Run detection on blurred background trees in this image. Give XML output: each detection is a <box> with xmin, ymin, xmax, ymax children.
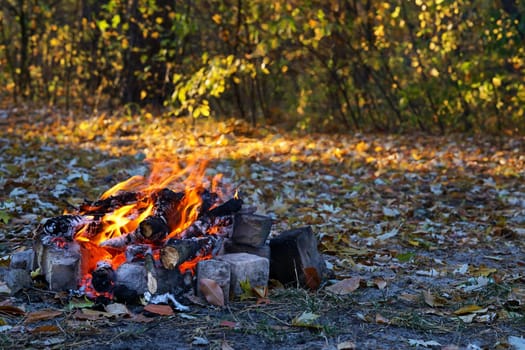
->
<box><xmin>1</xmin><ymin>0</ymin><xmax>524</xmax><ymax>134</ymax></box>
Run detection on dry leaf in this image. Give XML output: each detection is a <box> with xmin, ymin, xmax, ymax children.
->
<box><xmin>337</xmin><ymin>340</ymin><xmax>356</xmax><ymax>350</ymax></box>
<box><xmin>253</xmin><ymin>285</ymin><xmax>268</xmax><ymax>299</ymax></box>
<box><xmin>326</xmin><ymin>277</ymin><xmax>361</xmax><ymax>295</ymax></box>
<box><xmin>373</xmin><ymin>277</ymin><xmax>387</xmax><ymax>290</ymax></box>
<box><xmin>375</xmin><ymin>313</ymin><xmax>390</xmax><ymax>324</ymax></box>
<box><xmin>73</xmin><ymin>309</ymin><xmax>115</xmax><ymax>320</ymax></box>
<box><xmin>30</xmin><ymin>324</ymin><xmax>61</xmax><ymax>334</ymax></box>
<box><xmin>453</xmin><ymin>304</ymin><xmax>485</xmax><ymax>315</ymax></box>
<box><xmin>303</xmin><ymin>267</ymin><xmax>321</xmax><ymax>290</ymax></box>
<box><xmin>423</xmin><ymin>290</ymin><xmax>447</xmax><ymax>307</ymax></box>
<box><xmin>104</xmin><ymin>303</ymin><xmax>131</xmax><ymax>317</ymax></box>
<box><xmin>0</xmin><ymin>305</ymin><xmax>25</xmax><ymax>316</ymax></box>
<box><xmin>24</xmin><ymin>309</ymin><xmax>62</xmax><ymax>324</ymax></box>
<box><xmin>143</xmin><ymin>304</ymin><xmax>174</xmax><ymax>316</ymax></box>
<box><xmin>199</xmin><ymin>278</ymin><xmax>225</xmax><ymax>307</ymax></box>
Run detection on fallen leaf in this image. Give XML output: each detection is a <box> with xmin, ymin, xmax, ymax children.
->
<box><xmin>453</xmin><ymin>304</ymin><xmax>485</xmax><ymax>315</ymax></box>
<box><xmin>326</xmin><ymin>277</ymin><xmax>361</xmax><ymax>295</ymax></box>
<box><xmin>72</xmin><ymin>309</ymin><xmax>115</xmax><ymax>320</ymax></box>
<box><xmin>375</xmin><ymin>313</ymin><xmax>390</xmax><ymax>324</ymax></box>
<box><xmin>292</xmin><ymin>311</ymin><xmax>322</xmax><ymax>329</ymax></box>
<box><xmin>423</xmin><ymin>290</ymin><xmax>445</xmax><ymax>307</ymax></box>
<box><xmin>220</xmin><ymin>320</ymin><xmax>240</xmax><ymax>329</ymax></box>
<box><xmin>408</xmin><ymin>339</ymin><xmax>441</xmax><ymax>347</ymax></box>
<box><xmin>253</xmin><ymin>285</ymin><xmax>268</xmax><ymax>299</ymax></box>
<box><xmin>337</xmin><ymin>340</ymin><xmax>356</xmax><ymax>350</ymax></box>
<box><xmin>199</xmin><ymin>278</ymin><xmax>225</xmax><ymax>307</ymax></box>
<box><xmin>373</xmin><ymin>277</ymin><xmax>387</xmax><ymax>290</ymax></box>
<box><xmin>221</xmin><ymin>340</ymin><xmax>235</xmax><ymax>350</ymax></box>
<box><xmin>30</xmin><ymin>324</ymin><xmax>61</xmax><ymax>334</ymax></box>
<box><xmin>104</xmin><ymin>303</ymin><xmax>131</xmax><ymax>317</ymax></box>
<box><xmin>303</xmin><ymin>267</ymin><xmax>321</xmax><ymax>290</ymax></box>
<box><xmin>143</xmin><ymin>304</ymin><xmax>174</xmax><ymax>316</ymax></box>
<box><xmin>0</xmin><ymin>305</ymin><xmax>25</xmax><ymax>316</ymax></box>
<box><xmin>24</xmin><ymin>309</ymin><xmax>62</xmax><ymax>324</ymax></box>
<box><xmin>192</xmin><ymin>336</ymin><xmax>209</xmax><ymax>345</ymax></box>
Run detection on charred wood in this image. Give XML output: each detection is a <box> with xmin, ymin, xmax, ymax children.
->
<box><xmin>232</xmin><ymin>213</ymin><xmax>273</xmax><ymax>247</ymax></box>
<box><xmin>91</xmin><ymin>261</ymin><xmax>115</xmax><ymax>293</ymax></box>
<box><xmin>160</xmin><ymin>237</ymin><xmax>213</xmax><ymax>270</ymax></box>
<box><xmin>79</xmin><ymin>191</ymin><xmax>139</xmax><ymax>215</ymax></box>
<box><xmin>208</xmin><ymin>197</ymin><xmax>243</xmax><ymax>217</ymax></box>
<box><xmin>41</xmin><ymin>215</ymin><xmax>89</xmax><ymax>240</ymax></box>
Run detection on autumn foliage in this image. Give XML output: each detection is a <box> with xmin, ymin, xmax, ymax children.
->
<box><xmin>0</xmin><ymin>0</ymin><xmax>524</xmax><ymax>133</ymax></box>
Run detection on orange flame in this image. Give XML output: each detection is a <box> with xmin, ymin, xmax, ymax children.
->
<box><xmin>74</xmin><ymin>157</ymin><xmax>223</xmax><ymax>286</ymax></box>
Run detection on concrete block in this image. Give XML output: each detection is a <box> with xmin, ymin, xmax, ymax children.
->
<box><xmin>196</xmin><ymin>259</ymin><xmax>231</xmax><ymax>304</ymax></box>
<box><xmin>218</xmin><ymin>253</ymin><xmax>269</xmax><ymax>296</ymax></box>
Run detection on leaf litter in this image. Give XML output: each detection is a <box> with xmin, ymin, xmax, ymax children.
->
<box><xmin>0</xmin><ymin>108</ymin><xmax>524</xmax><ymax>349</ymax></box>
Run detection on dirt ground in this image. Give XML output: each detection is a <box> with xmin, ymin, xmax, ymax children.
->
<box><xmin>0</xmin><ymin>109</ymin><xmax>524</xmax><ymax>349</ymax></box>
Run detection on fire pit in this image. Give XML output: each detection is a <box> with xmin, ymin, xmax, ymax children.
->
<box><xmin>5</xmin><ymin>159</ymin><xmax>326</xmax><ymax>307</ymax></box>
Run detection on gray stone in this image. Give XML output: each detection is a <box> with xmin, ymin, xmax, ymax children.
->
<box><xmin>5</xmin><ymin>269</ymin><xmax>32</xmax><ymax>294</ymax></box>
<box><xmin>217</xmin><ymin>253</ymin><xmax>269</xmax><ymax>296</ymax></box>
<box><xmin>10</xmin><ymin>249</ymin><xmax>34</xmax><ymax>271</ymax></box>
<box><xmin>196</xmin><ymin>259</ymin><xmax>231</xmax><ymax>303</ymax></box>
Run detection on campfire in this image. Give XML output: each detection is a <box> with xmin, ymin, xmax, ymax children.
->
<box><xmin>7</xmin><ymin>158</ymin><xmax>326</xmax><ymax>307</ymax></box>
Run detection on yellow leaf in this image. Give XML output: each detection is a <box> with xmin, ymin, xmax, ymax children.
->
<box><xmin>140</xmin><ymin>90</ymin><xmax>147</xmax><ymax>100</ymax></box>
<box><xmin>199</xmin><ymin>278</ymin><xmax>225</xmax><ymax>307</ymax></box>
<box><xmin>453</xmin><ymin>304</ymin><xmax>484</xmax><ymax>315</ymax></box>
<box><xmin>355</xmin><ymin>141</ymin><xmax>369</xmax><ymax>153</ymax></box>
<box><xmin>212</xmin><ymin>14</ymin><xmax>222</xmax><ymax>24</ymax></box>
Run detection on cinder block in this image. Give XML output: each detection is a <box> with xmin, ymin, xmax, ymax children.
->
<box><xmin>217</xmin><ymin>253</ymin><xmax>269</xmax><ymax>297</ymax></box>
<box><xmin>196</xmin><ymin>259</ymin><xmax>231</xmax><ymax>304</ymax></box>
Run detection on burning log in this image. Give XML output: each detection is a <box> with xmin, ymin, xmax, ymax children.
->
<box><xmin>79</xmin><ymin>191</ymin><xmax>139</xmax><ymax>215</ymax></box>
<box><xmin>160</xmin><ymin>237</ymin><xmax>216</xmax><ymax>270</ymax></box>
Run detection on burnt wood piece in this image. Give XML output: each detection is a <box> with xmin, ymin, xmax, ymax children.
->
<box><xmin>138</xmin><ymin>216</ymin><xmax>170</xmax><ymax>242</ymax></box>
<box><xmin>91</xmin><ymin>261</ymin><xmax>115</xmax><ymax>293</ymax></box>
<box><xmin>79</xmin><ymin>191</ymin><xmax>139</xmax><ymax>215</ymax></box>
<box><xmin>41</xmin><ymin>215</ymin><xmax>89</xmax><ymax>240</ymax></box>
<box><xmin>208</xmin><ymin>197</ymin><xmax>244</xmax><ymax>217</ymax></box>
<box><xmin>269</xmin><ymin>227</ymin><xmax>325</xmax><ymax>289</ymax></box>
<box><xmin>232</xmin><ymin>214</ymin><xmax>273</xmax><ymax>247</ymax></box>
<box><xmin>179</xmin><ymin>215</ymin><xmax>233</xmax><ymax>239</ymax></box>
<box><xmin>160</xmin><ymin>237</ymin><xmax>213</xmax><ymax>270</ymax></box>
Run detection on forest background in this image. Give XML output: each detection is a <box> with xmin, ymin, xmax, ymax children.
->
<box><xmin>1</xmin><ymin>0</ymin><xmax>524</xmax><ymax>134</ymax></box>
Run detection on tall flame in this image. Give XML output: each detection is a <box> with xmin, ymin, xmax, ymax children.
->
<box><xmin>73</xmin><ymin>157</ymin><xmax>220</xmax><ymax>292</ymax></box>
